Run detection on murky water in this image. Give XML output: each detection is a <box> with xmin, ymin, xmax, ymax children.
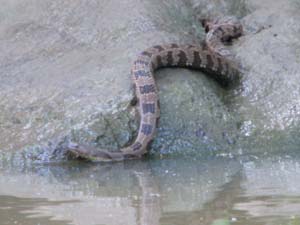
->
<box><xmin>0</xmin><ymin>155</ymin><xmax>299</xmax><ymax>225</ymax></box>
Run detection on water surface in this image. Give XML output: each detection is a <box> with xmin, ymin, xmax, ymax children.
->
<box><xmin>1</xmin><ymin>156</ymin><xmax>300</xmax><ymax>225</ymax></box>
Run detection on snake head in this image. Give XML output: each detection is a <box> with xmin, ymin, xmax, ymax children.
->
<box><xmin>201</xmin><ymin>16</ymin><xmax>243</xmax><ymax>42</ymax></box>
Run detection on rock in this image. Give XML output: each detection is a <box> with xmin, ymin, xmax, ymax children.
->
<box><xmin>192</xmin><ymin>0</ymin><xmax>300</xmax><ymax>155</ymax></box>
<box><xmin>0</xmin><ymin>0</ymin><xmax>299</xmax><ymax>163</ymax></box>
<box><xmin>232</xmin><ymin>0</ymin><xmax>300</xmax><ymax>154</ymax></box>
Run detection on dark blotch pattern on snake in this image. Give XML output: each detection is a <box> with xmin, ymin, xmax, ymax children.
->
<box><xmin>67</xmin><ymin>17</ymin><xmax>243</xmax><ymax>162</ymax></box>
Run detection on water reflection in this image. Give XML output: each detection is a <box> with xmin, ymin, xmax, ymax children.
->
<box><xmin>160</xmin><ymin>156</ymin><xmax>300</xmax><ymax>225</ymax></box>
<box><xmin>0</xmin><ymin>195</ymin><xmax>74</xmax><ymax>225</ymax></box>
<box><xmin>134</xmin><ymin>170</ymin><xmax>161</xmax><ymax>225</ymax></box>
<box><xmin>1</xmin><ymin>156</ymin><xmax>300</xmax><ymax>225</ymax></box>
<box><xmin>233</xmin><ymin>157</ymin><xmax>300</xmax><ymax>224</ymax></box>
<box><xmin>0</xmin><ymin>158</ymin><xmax>240</xmax><ymax>225</ymax></box>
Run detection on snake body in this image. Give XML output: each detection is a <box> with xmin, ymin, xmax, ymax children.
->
<box><xmin>67</xmin><ymin>17</ymin><xmax>243</xmax><ymax>161</ymax></box>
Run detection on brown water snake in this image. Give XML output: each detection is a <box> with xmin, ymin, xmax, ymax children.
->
<box><xmin>67</xmin><ymin>17</ymin><xmax>243</xmax><ymax>162</ymax></box>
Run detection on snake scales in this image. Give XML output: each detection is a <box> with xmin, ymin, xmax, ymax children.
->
<box><xmin>67</xmin><ymin>17</ymin><xmax>243</xmax><ymax>162</ymax></box>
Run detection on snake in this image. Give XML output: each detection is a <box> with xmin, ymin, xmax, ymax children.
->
<box><xmin>67</xmin><ymin>16</ymin><xmax>243</xmax><ymax>162</ymax></box>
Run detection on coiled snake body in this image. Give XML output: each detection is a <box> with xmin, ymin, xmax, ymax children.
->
<box><xmin>67</xmin><ymin>17</ymin><xmax>243</xmax><ymax>162</ymax></box>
